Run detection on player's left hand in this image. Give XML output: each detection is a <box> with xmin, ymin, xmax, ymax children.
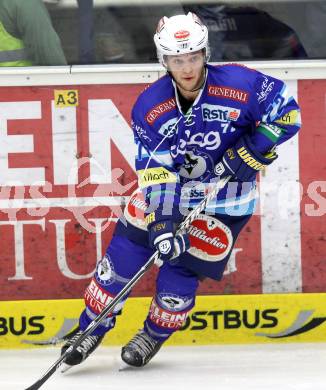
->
<box><xmin>213</xmin><ymin>134</ymin><xmax>277</xmax><ymax>182</ymax></box>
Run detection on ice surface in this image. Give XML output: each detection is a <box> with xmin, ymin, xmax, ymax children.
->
<box><xmin>2</xmin><ymin>343</ymin><xmax>326</xmax><ymax>390</ymax></box>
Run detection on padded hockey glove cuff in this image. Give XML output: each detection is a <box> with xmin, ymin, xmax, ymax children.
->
<box><xmin>214</xmin><ymin>134</ymin><xmax>278</xmax><ymax>182</ymax></box>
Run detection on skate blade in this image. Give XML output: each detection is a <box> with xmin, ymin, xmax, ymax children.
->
<box><xmin>61</xmin><ymin>362</ymin><xmax>73</xmax><ymax>373</ymax></box>
<box><xmin>118</xmin><ymin>359</ymin><xmax>143</xmax><ymax>371</ymax></box>
<box><xmin>118</xmin><ymin>361</ymin><xmax>134</xmax><ymax>371</ymax></box>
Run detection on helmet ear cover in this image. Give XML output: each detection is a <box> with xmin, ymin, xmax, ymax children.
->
<box><xmin>154</xmin><ymin>12</ymin><xmax>210</xmax><ymax>66</ymax></box>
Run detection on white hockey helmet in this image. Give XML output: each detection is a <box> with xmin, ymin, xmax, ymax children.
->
<box><xmin>154</xmin><ymin>12</ymin><xmax>210</xmax><ymax>66</ymax></box>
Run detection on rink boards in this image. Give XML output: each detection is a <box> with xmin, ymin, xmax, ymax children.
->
<box><xmin>0</xmin><ymin>63</ymin><xmax>325</xmax><ymax>300</ymax></box>
<box><xmin>1</xmin><ymin>293</ymin><xmax>326</xmax><ymax>349</ymax></box>
<box><xmin>0</xmin><ymin>62</ymin><xmax>325</xmax><ymax>350</ymax></box>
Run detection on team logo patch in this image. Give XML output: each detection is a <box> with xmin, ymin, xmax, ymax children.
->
<box><xmin>95</xmin><ymin>255</ymin><xmax>115</xmax><ymax>286</ymax></box>
<box><xmin>187</xmin><ymin>214</ymin><xmax>233</xmax><ymax>261</ymax></box>
<box><xmin>124</xmin><ymin>189</ymin><xmax>147</xmax><ymax>231</ymax></box>
<box><xmin>179</xmin><ymin>149</ymin><xmax>214</xmax><ymax>183</ymax></box>
<box><xmin>158</xmin><ymin>240</ymin><xmax>171</xmax><ymax>254</ymax></box>
<box><xmin>214</xmin><ymin>162</ymin><xmax>226</xmax><ymax>176</ymax></box>
<box><xmin>174</xmin><ymin>30</ymin><xmax>190</xmax><ymax>40</ymax></box>
<box><xmin>157</xmin><ymin>293</ymin><xmax>193</xmax><ymax>312</ymax></box>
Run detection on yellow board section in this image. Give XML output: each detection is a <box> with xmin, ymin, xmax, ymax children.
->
<box><xmin>54</xmin><ymin>89</ymin><xmax>79</xmax><ymax>107</ymax></box>
<box><xmin>1</xmin><ymin>293</ymin><xmax>326</xmax><ymax>349</ymax></box>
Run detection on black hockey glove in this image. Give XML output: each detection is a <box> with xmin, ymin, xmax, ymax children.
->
<box><xmin>214</xmin><ymin>134</ymin><xmax>277</xmax><ymax>182</ymax></box>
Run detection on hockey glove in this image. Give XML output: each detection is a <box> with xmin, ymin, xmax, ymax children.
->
<box><xmin>148</xmin><ymin>218</ymin><xmax>190</xmax><ymax>261</ymax></box>
<box><xmin>214</xmin><ymin>134</ymin><xmax>277</xmax><ymax>182</ymax></box>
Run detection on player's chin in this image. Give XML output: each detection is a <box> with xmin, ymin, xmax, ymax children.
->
<box><xmin>180</xmin><ymin>80</ymin><xmax>198</xmax><ymax>91</ymax></box>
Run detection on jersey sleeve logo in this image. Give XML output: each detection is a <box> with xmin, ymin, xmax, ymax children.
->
<box><xmin>145</xmin><ymin>98</ymin><xmax>176</xmax><ymax>125</ymax></box>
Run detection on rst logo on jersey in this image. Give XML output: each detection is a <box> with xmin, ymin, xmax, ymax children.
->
<box><xmin>202</xmin><ymin>103</ymin><xmax>241</xmax><ymax>122</ymax></box>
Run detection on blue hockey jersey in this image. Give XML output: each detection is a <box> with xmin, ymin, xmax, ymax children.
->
<box><xmin>131</xmin><ymin>63</ymin><xmax>300</xmax><ymax>218</ymax></box>
<box><xmin>113</xmin><ymin>63</ymin><xmax>301</xmax><ymax>278</ymax></box>
<box><xmin>114</xmin><ymin>64</ymin><xmax>300</xmax><ymax>249</ymax></box>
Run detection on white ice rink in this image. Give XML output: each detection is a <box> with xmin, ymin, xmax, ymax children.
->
<box><xmin>3</xmin><ymin>343</ymin><xmax>326</xmax><ymax>390</ymax></box>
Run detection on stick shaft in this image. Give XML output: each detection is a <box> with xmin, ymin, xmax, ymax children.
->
<box><xmin>25</xmin><ymin>176</ymin><xmax>230</xmax><ymax>389</ymax></box>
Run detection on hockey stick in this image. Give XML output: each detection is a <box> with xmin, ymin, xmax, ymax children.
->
<box><xmin>25</xmin><ymin>175</ymin><xmax>231</xmax><ymax>390</ymax></box>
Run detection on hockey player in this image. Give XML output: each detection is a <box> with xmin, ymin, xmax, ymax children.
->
<box><xmin>60</xmin><ymin>12</ymin><xmax>301</xmax><ymax>370</ymax></box>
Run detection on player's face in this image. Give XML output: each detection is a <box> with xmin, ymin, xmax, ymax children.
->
<box><xmin>165</xmin><ymin>51</ymin><xmax>205</xmax><ymax>98</ymax></box>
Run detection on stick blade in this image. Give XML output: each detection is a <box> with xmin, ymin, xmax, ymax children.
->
<box><xmin>25</xmin><ymin>381</ymin><xmax>43</xmax><ymax>390</ymax></box>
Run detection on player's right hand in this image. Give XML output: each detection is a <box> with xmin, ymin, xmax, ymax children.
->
<box><xmin>148</xmin><ymin>219</ymin><xmax>190</xmax><ymax>261</ymax></box>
